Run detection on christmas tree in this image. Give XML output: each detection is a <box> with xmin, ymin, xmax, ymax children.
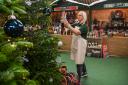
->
<box><xmin>24</xmin><ymin>0</ymin><xmax>62</xmax><ymax>84</ymax></box>
<box><xmin>0</xmin><ymin>0</ymin><xmax>62</xmax><ymax>85</ymax></box>
<box><xmin>0</xmin><ymin>28</ymin><xmax>36</xmax><ymax>85</ymax></box>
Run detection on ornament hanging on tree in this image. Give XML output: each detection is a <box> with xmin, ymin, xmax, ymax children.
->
<box><xmin>49</xmin><ymin>77</ymin><xmax>53</xmax><ymax>82</ymax></box>
<box><xmin>4</xmin><ymin>15</ymin><xmax>24</xmax><ymax>37</ymax></box>
<box><xmin>58</xmin><ymin>40</ymin><xmax>63</xmax><ymax>47</ymax></box>
<box><xmin>43</xmin><ymin>7</ymin><xmax>52</xmax><ymax>16</ymax></box>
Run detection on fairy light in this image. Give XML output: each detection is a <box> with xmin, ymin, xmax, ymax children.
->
<box><xmin>7</xmin><ymin>39</ymin><xmax>10</xmax><ymax>42</ymax></box>
<box><xmin>11</xmin><ymin>43</ymin><xmax>16</xmax><ymax>47</ymax></box>
<box><xmin>24</xmin><ymin>37</ymin><xmax>26</xmax><ymax>40</ymax></box>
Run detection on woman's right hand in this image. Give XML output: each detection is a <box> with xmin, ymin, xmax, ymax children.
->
<box><xmin>61</xmin><ymin>18</ymin><xmax>70</xmax><ymax>28</ymax></box>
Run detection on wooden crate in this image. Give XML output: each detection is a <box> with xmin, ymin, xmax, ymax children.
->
<box><xmin>107</xmin><ymin>36</ymin><xmax>128</xmax><ymax>57</ymax></box>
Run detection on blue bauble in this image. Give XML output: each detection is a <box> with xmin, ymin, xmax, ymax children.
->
<box><xmin>4</xmin><ymin>19</ymin><xmax>24</xmax><ymax>37</ymax></box>
<box><xmin>43</xmin><ymin>7</ymin><xmax>52</xmax><ymax>16</ymax></box>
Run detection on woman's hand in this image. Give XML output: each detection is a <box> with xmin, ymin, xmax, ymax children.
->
<box><xmin>61</xmin><ymin>18</ymin><xmax>69</xmax><ymax>26</ymax></box>
<box><xmin>61</xmin><ymin>11</ymin><xmax>73</xmax><ymax>30</ymax></box>
<box><xmin>61</xmin><ymin>11</ymin><xmax>66</xmax><ymax>19</ymax></box>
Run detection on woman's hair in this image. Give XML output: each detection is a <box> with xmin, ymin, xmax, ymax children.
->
<box><xmin>78</xmin><ymin>11</ymin><xmax>87</xmax><ymax>24</ymax></box>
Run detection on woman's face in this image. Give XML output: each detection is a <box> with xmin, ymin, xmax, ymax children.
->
<box><xmin>77</xmin><ymin>13</ymin><xmax>83</xmax><ymax>22</ymax></box>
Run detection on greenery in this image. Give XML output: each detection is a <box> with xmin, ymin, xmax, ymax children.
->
<box><xmin>0</xmin><ymin>28</ymin><xmax>36</xmax><ymax>85</ymax></box>
<box><xmin>0</xmin><ymin>0</ymin><xmax>26</xmax><ymax>15</ymax></box>
<box><xmin>0</xmin><ymin>0</ymin><xmax>63</xmax><ymax>85</ymax></box>
<box><xmin>23</xmin><ymin>0</ymin><xmax>63</xmax><ymax>84</ymax></box>
<box><xmin>0</xmin><ymin>0</ymin><xmax>26</xmax><ymax>26</ymax></box>
<box><xmin>25</xmin><ymin>0</ymin><xmax>52</xmax><ymax>26</ymax></box>
<box><xmin>24</xmin><ymin>29</ymin><xmax>62</xmax><ymax>85</ymax></box>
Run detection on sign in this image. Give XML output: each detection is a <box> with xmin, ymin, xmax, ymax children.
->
<box><xmin>104</xmin><ymin>3</ymin><xmax>128</xmax><ymax>8</ymax></box>
<box><xmin>54</xmin><ymin>6</ymin><xmax>78</xmax><ymax>11</ymax></box>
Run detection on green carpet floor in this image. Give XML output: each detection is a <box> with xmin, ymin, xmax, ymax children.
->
<box><xmin>59</xmin><ymin>52</ymin><xmax>128</xmax><ymax>85</ymax></box>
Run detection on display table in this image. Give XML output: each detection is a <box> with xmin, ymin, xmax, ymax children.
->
<box><xmin>53</xmin><ymin>35</ymin><xmax>128</xmax><ymax>57</ymax></box>
<box><xmin>107</xmin><ymin>36</ymin><xmax>128</xmax><ymax>57</ymax></box>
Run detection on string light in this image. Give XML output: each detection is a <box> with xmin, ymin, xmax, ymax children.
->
<box><xmin>11</xmin><ymin>43</ymin><xmax>16</xmax><ymax>47</ymax></box>
<box><xmin>7</xmin><ymin>39</ymin><xmax>10</xmax><ymax>42</ymax></box>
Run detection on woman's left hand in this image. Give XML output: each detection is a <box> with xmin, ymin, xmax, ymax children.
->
<box><xmin>61</xmin><ymin>18</ymin><xmax>70</xmax><ymax>28</ymax></box>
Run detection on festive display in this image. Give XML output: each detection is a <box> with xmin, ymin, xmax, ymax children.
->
<box><xmin>4</xmin><ymin>18</ymin><xmax>24</xmax><ymax>37</ymax></box>
<box><xmin>0</xmin><ymin>0</ymin><xmax>62</xmax><ymax>84</ymax></box>
<box><xmin>0</xmin><ymin>28</ymin><xmax>34</xmax><ymax>84</ymax></box>
<box><xmin>24</xmin><ymin>30</ymin><xmax>62</xmax><ymax>85</ymax></box>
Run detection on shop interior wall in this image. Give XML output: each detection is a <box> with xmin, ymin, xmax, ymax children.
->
<box><xmin>91</xmin><ymin>8</ymin><xmax>128</xmax><ymax>57</ymax></box>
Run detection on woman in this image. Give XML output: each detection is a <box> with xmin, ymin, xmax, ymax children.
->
<box><xmin>61</xmin><ymin>11</ymin><xmax>88</xmax><ymax>82</ymax></box>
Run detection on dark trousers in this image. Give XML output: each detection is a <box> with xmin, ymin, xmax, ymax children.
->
<box><xmin>76</xmin><ymin>63</ymin><xmax>87</xmax><ymax>81</ymax></box>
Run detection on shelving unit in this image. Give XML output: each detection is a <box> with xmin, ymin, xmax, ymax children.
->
<box><xmin>107</xmin><ymin>10</ymin><xmax>126</xmax><ymax>35</ymax></box>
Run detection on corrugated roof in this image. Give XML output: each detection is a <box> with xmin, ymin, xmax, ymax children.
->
<box><xmin>51</xmin><ymin>0</ymin><xmax>128</xmax><ymax>5</ymax></box>
<box><xmin>75</xmin><ymin>0</ymin><xmax>99</xmax><ymax>4</ymax></box>
<box><xmin>51</xmin><ymin>0</ymin><xmax>107</xmax><ymax>6</ymax></box>
<box><xmin>52</xmin><ymin>0</ymin><xmax>107</xmax><ymax>5</ymax></box>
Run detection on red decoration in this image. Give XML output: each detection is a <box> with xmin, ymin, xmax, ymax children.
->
<box><xmin>102</xmin><ymin>38</ymin><xmax>108</xmax><ymax>58</ymax></box>
<box><xmin>54</xmin><ymin>6</ymin><xmax>78</xmax><ymax>11</ymax></box>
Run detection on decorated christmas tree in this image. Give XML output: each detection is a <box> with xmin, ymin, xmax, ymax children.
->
<box><xmin>24</xmin><ymin>0</ymin><xmax>62</xmax><ymax>84</ymax></box>
<box><xmin>0</xmin><ymin>0</ymin><xmax>36</xmax><ymax>85</ymax></box>
<box><xmin>25</xmin><ymin>29</ymin><xmax>62</xmax><ymax>85</ymax></box>
<box><xmin>0</xmin><ymin>0</ymin><xmax>62</xmax><ymax>85</ymax></box>
<box><xmin>0</xmin><ymin>27</ymin><xmax>36</xmax><ymax>85</ymax></box>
